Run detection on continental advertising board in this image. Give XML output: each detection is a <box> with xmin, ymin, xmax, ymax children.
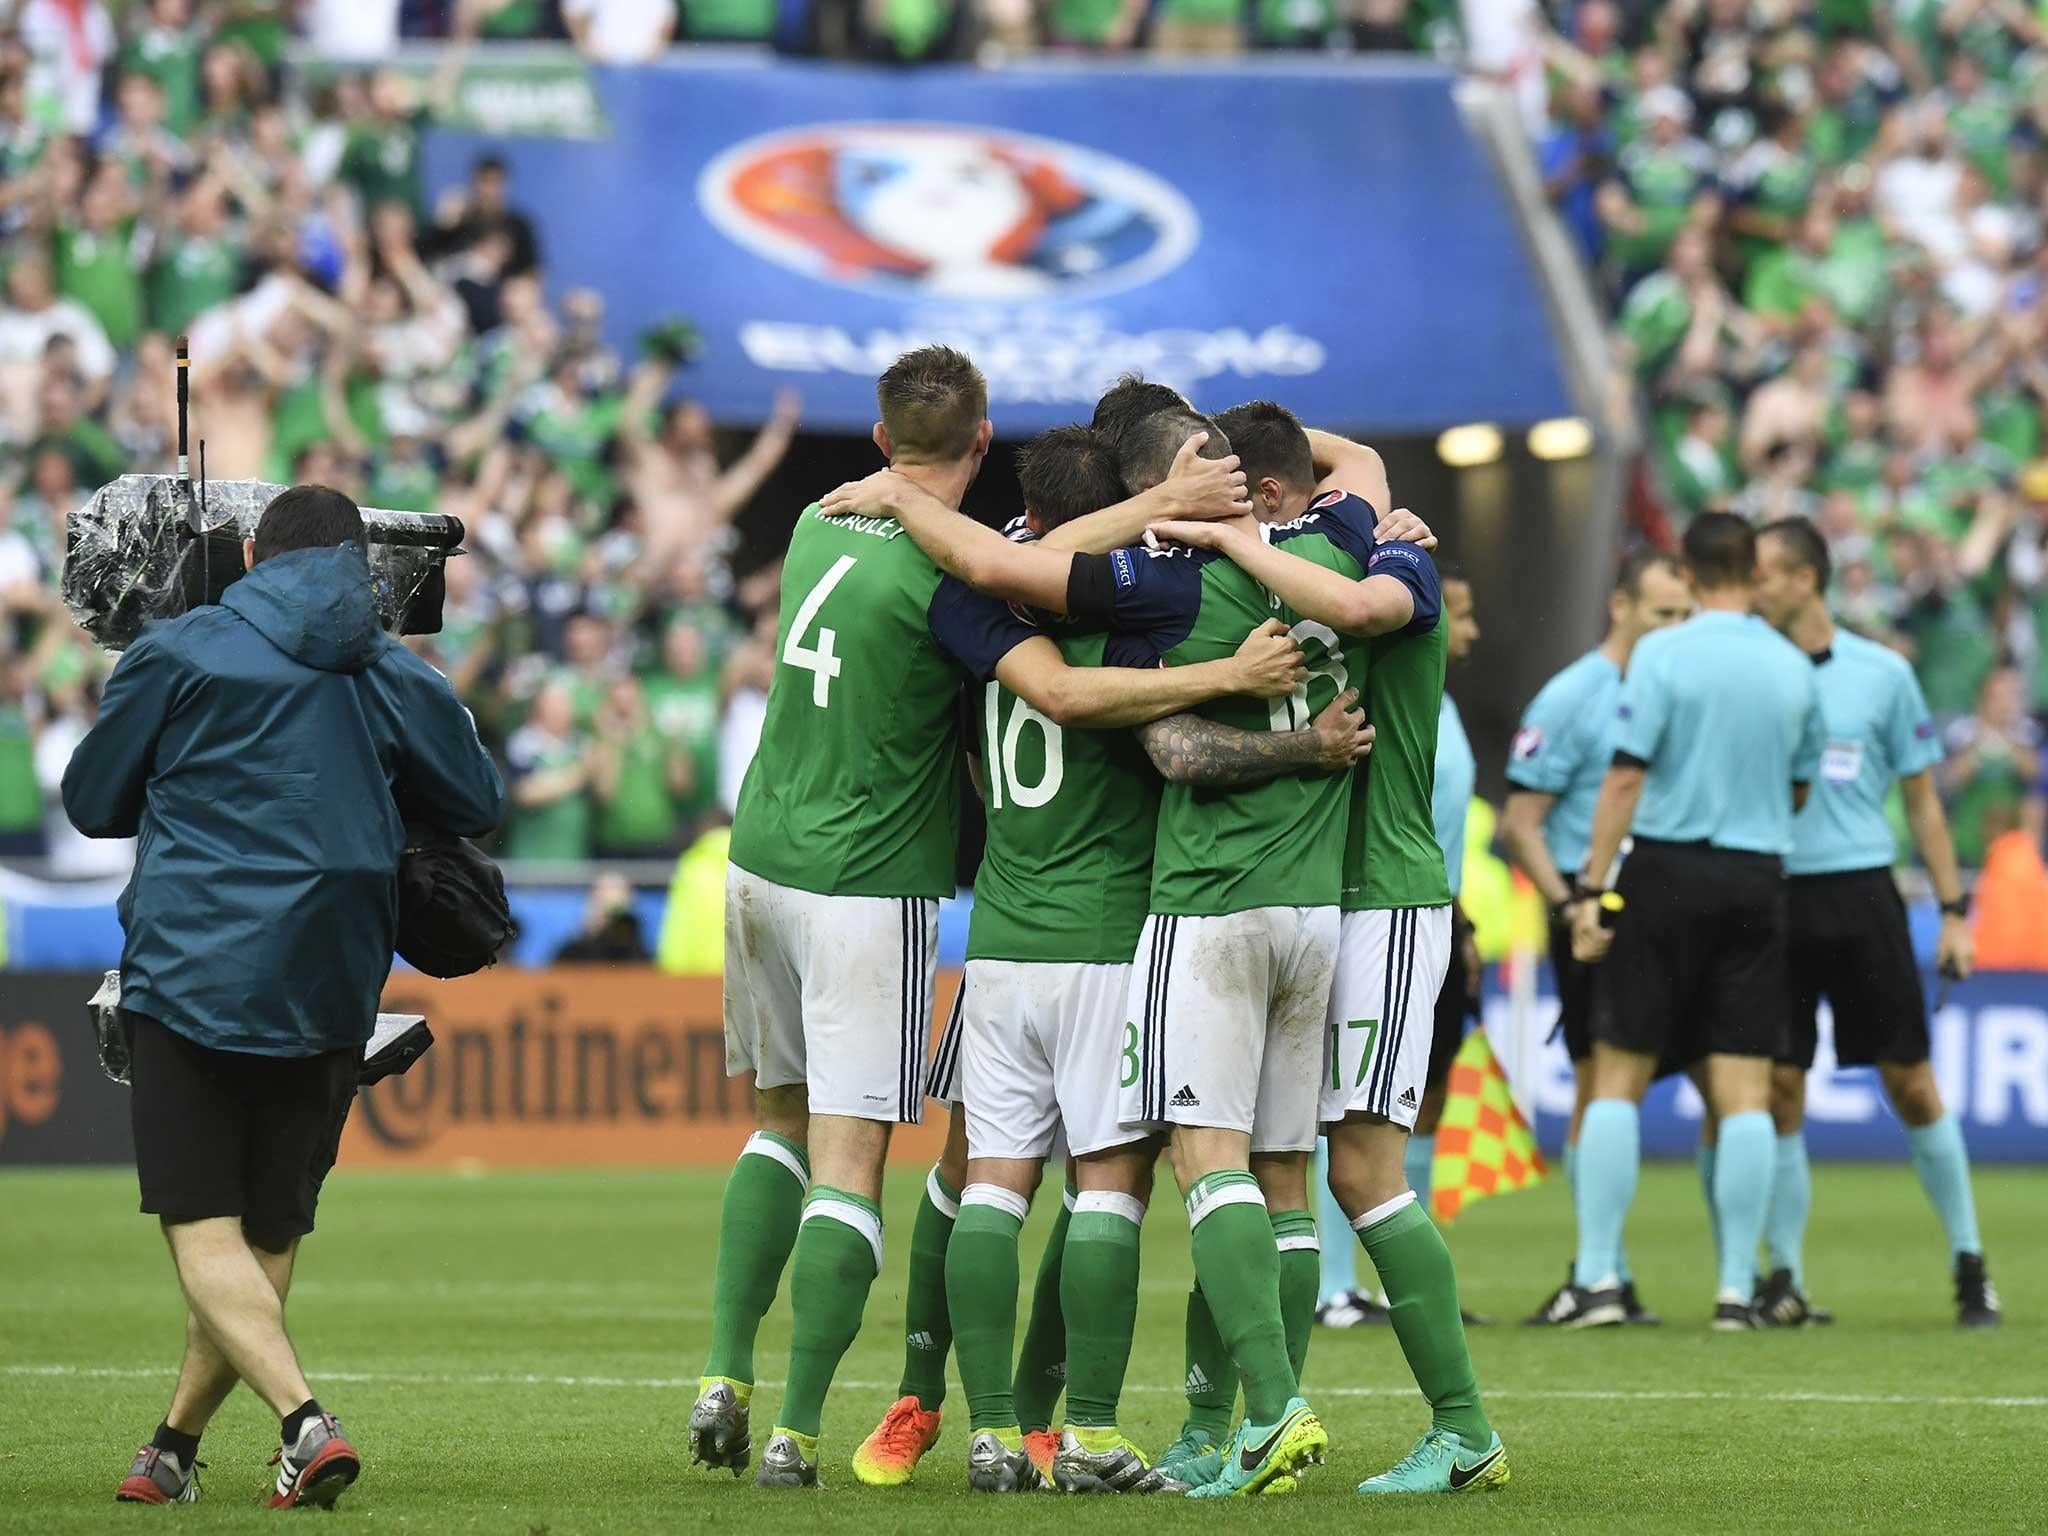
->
<box><xmin>3</xmin><ymin>968</ymin><xmax>2043</xmax><ymax>1167</ymax></box>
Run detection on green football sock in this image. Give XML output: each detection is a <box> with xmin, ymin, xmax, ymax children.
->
<box><xmin>1013</xmin><ymin>1190</ymin><xmax>1072</xmax><ymax>1433</ymax></box>
<box><xmin>1270</xmin><ymin>1208</ymin><xmax>1318</xmax><ymax>1386</ymax></box>
<box><xmin>1186</xmin><ymin>1170</ymin><xmax>1295</xmax><ymax>1425</ymax></box>
<box><xmin>897</xmin><ymin>1166</ymin><xmax>959</xmax><ymax>1410</ymax></box>
<box><xmin>779</xmin><ymin>1187</ymin><xmax>883</xmax><ymax>1439</ymax></box>
<box><xmin>945</xmin><ymin>1186</ymin><xmax>1027</xmax><ymax>1431</ymax></box>
<box><xmin>703</xmin><ymin>1131</ymin><xmax>809</xmax><ymax>1385</ymax></box>
<box><xmin>1059</xmin><ymin>1192</ymin><xmax>1143</xmax><ymax>1428</ymax></box>
<box><xmin>1359</xmin><ymin>1193</ymin><xmax>1491</xmax><ymax>1449</ymax></box>
<box><xmin>1180</xmin><ymin>1285</ymin><xmax>1237</xmax><ymax>1444</ymax></box>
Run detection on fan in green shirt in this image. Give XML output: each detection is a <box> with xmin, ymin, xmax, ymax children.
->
<box><xmin>1943</xmin><ymin>57</ymin><xmax>2019</xmax><ymax>192</ymax></box>
<box><xmin>641</xmin><ymin>617</ymin><xmax>724</xmax><ymax>832</ymax></box>
<box><xmin>150</xmin><ymin>184</ymin><xmax>245</xmax><ymax>341</ymax></box>
<box><xmin>121</xmin><ymin>0</ymin><xmax>205</xmax><ymax>136</ymax></box>
<box><xmin>213</xmin><ymin>0</ymin><xmax>291</xmax><ymax>69</ymax></box>
<box><xmin>341</xmin><ymin>77</ymin><xmax>430</xmax><ymax>219</ymax></box>
<box><xmin>501</xmin><ymin>685</ymin><xmax>596</xmax><ymax>862</ymax></box>
<box><xmin>592</xmin><ymin>677</ymin><xmax>690</xmax><ymax>856</ymax></box>
<box><xmin>1600</xmin><ymin>95</ymin><xmax>1714</xmax><ymax>278</ymax></box>
<box><xmin>518</xmin><ymin>362</ymin><xmax>632</xmax><ymax>510</ymax></box>
<box><xmin>51</xmin><ymin>158</ymin><xmax>143</xmax><ymax>349</ymax></box>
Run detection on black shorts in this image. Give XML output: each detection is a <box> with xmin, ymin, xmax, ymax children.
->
<box><xmin>1593</xmin><ymin>839</ymin><xmax>1789</xmax><ymax>1070</ymax></box>
<box><xmin>1548</xmin><ymin>915</ymin><xmax>1604</xmax><ymax>1062</ymax></box>
<box><xmin>1426</xmin><ymin>911</ymin><xmax>1477</xmax><ymax>1091</ymax></box>
<box><xmin>129</xmin><ymin>1014</ymin><xmax>358</xmax><ymax>1252</ymax></box>
<box><xmin>1780</xmin><ymin>868</ymin><xmax>1928</xmax><ymax>1070</ymax></box>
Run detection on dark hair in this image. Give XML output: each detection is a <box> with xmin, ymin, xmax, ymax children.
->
<box><xmin>1759</xmin><ymin>516</ymin><xmax>1832</xmax><ymax>593</ymax></box>
<box><xmin>1017</xmin><ymin>425</ymin><xmax>1127</xmax><ymax>531</ymax></box>
<box><xmin>876</xmin><ymin>345</ymin><xmax>987</xmax><ymax>463</ymax></box>
<box><xmin>1117</xmin><ymin>408</ymin><xmax>1228</xmax><ymax>495</ymax></box>
<box><xmin>253</xmin><ymin>483</ymin><xmax>365</xmax><ymax>564</ymax></box>
<box><xmin>1090</xmin><ymin>374</ymin><xmax>1189</xmax><ymax>448</ymax></box>
<box><xmin>1214</xmin><ymin>400</ymin><xmax>1315</xmax><ymax>496</ymax></box>
<box><xmin>473</xmin><ymin>153</ymin><xmax>507</xmax><ymax>178</ymax></box>
<box><xmin>1681</xmin><ymin>511</ymin><xmax>1757</xmax><ymax>590</ymax></box>
<box><xmin>1615</xmin><ymin>549</ymin><xmax>1683</xmax><ymax>598</ymax></box>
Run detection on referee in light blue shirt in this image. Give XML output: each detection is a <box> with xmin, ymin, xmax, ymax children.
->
<box><xmin>1498</xmin><ymin>551</ymin><xmax>1691</xmax><ymax>1326</ymax></box>
<box><xmin>1564</xmin><ymin>513</ymin><xmax>1826</xmax><ymax>1331</ymax></box>
<box><xmin>1750</xmin><ymin>518</ymin><xmax>1999</xmax><ymax>1329</ymax></box>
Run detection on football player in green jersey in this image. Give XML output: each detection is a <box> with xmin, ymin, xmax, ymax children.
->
<box><xmin>1150</xmin><ymin>404</ymin><xmax>1507</xmax><ymax>1497</ymax></box>
<box><xmin>694</xmin><ymin>348</ymin><xmax>1310</xmax><ymax>1489</ymax></box>
<box><xmin>826</xmin><ymin>407</ymin><xmax>1436</xmax><ymax>1498</ymax></box>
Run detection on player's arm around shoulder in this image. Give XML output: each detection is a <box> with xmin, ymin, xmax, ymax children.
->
<box><xmin>996</xmin><ymin>619</ymin><xmax>1305</xmax><ymax>730</ymax></box>
<box><xmin>819</xmin><ymin>469</ymin><xmax>1075</xmax><ymax>615</ymax></box>
<box><xmin>1139</xmin><ymin>686</ymin><xmax>1372</xmax><ymax>786</ymax></box>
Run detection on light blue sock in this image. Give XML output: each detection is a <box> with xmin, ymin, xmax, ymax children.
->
<box><xmin>1764</xmin><ymin>1131</ymin><xmax>1810</xmax><ymax>1286</ymax></box>
<box><xmin>1713</xmin><ymin>1112</ymin><xmax>1775</xmax><ymax>1300</ymax></box>
<box><xmin>1562</xmin><ymin>1140</ymin><xmax>1577</xmax><ymax>1190</ymax></box>
<box><xmin>1404</xmin><ymin>1134</ymin><xmax>1435</xmax><ymax>1209</ymax></box>
<box><xmin>1315</xmin><ymin>1139</ymin><xmax>1358</xmax><ymax>1304</ymax></box>
<box><xmin>1572</xmin><ymin>1100</ymin><xmax>1638</xmax><ymax>1288</ymax></box>
<box><xmin>1907</xmin><ymin>1112</ymin><xmax>1982</xmax><ymax>1259</ymax></box>
<box><xmin>1696</xmin><ymin>1143</ymin><xmax>1721</xmax><ymax>1275</ymax></box>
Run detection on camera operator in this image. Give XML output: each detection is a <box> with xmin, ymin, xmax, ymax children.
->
<box><xmin>62</xmin><ymin>485</ymin><xmax>504</xmax><ymax>1510</ymax></box>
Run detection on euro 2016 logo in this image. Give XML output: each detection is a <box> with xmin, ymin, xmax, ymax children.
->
<box><xmin>698</xmin><ymin>122</ymin><xmax>1199</xmax><ymax>301</ymax></box>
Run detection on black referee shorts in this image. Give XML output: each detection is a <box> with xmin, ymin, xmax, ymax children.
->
<box><xmin>128</xmin><ymin>1014</ymin><xmax>358</xmax><ymax>1253</ymax></box>
<box><xmin>1780</xmin><ymin>867</ymin><xmax>1928</xmax><ymax>1070</ymax></box>
<box><xmin>1425</xmin><ymin>909</ymin><xmax>1477</xmax><ymax>1092</ymax></box>
<box><xmin>1593</xmin><ymin>839</ymin><xmax>1789</xmax><ymax>1070</ymax></box>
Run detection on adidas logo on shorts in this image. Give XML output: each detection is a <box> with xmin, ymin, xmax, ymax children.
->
<box><xmin>1399</xmin><ymin>1087</ymin><xmax>1419</xmax><ymax>1109</ymax></box>
<box><xmin>1170</xmin><ymin>1084</ymin><xmax>1201</xmax><ymax>1107</ymax></box>
<box><xmin>1185</xmin><ymin>1364</ymin><xmax>1212</xmax><ymax>1394</ymax></box>
<box><xmin>908</xmin><ymin>1331</ymin><xmax>939</xmax><ymax>1351</ymax></box>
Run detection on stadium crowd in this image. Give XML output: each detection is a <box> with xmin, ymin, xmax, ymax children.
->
<box><xmin>2</xmin><ymin>0</ymin><xmax>2047</xmax><ymax>888</ymax></box>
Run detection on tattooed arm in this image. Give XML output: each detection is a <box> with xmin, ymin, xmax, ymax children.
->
<box><xmin>1139</xmin><ymin>688</ymin><xmax>1372</xmax><ymax>787</ymax></box>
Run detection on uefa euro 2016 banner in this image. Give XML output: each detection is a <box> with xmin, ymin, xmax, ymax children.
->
<box><xmin>2</xmin><ymin>969</ymin><xmax>2043</xmax><ymax>1169</ymax></box>
<box><xmin>421</xmin><ymin>58</ymin><xmax>1574</xmax><ymax>435</ymax></box>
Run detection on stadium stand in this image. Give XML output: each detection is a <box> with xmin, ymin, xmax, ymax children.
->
<box><xmin>0</xmin><ymin>0</ymin><xmax>2044</xmax><ymax>922</ymax></box>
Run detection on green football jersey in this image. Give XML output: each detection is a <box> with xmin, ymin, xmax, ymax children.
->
<box><xmin>1348</xmin><ymin>562</ymin><xmax>1450</xmax><ymax>911</ymax></box>
<box><xmin>968</xmin><ymin>630</ymin><xmax>1161</xmax><ymax>965</ymax></box>
<box><xmin>1131</xmin><ymin>501</ymin><xmax>1380</xmax><ymax>916</ymax></box>
<box><xmin>729</xmin><ymin>504</ymin><xmax>1027</xmax><ymax>900</ymax></box>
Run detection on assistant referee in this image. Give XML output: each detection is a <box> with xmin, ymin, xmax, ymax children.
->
<box><xmin>1560</xmin><ymin>513</ymin><xmax>1825</xmax><ymax>1331</ymax></box>
<box><xmin>1750</xmin><ymin>517</ymin><xmax>2000</xmax><ymax>1329</ymax></box>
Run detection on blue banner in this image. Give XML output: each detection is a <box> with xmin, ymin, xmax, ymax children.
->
<box><xmin>424</xmin><ymin>58</ymin><xmax>1573</xmax><ymax>434</ymax></box>
<box><xmin>1483</xmin><ymin>973</ymin><xmax>2048</xmax><ymax>1163</ymax></box>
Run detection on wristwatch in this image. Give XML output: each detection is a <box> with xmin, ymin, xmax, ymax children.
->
<box><xmin>1940</xmin><ymin>896</ymin><xmax>1970</xmax><ymax>919</ymax></box>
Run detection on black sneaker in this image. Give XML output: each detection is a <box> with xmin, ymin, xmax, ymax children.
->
<box><xmin>1755</xmin><ymin>1267</ymin><xmax>1813</xmax><ymax>1328</ymax></box>
<box><xmin>1316</xmin><ymin>1289</ymin><xmax>1391</xmax><ymax>1327</ymax></box>
<box><xmin>1955</xmin><ymin>1252</ymin><xmax>2002</xmax><ymax>1329</ymax></box>
<box><xmin>1460</xmin><ymin>1307</ymin><xmax>1493</xmax><ymax>1327</ymax></box>
<box><xmin>1522</xmin><ymin>1266</ymin><xmax>1573</xmax><ymax>1326</ymax></box>
<box><xmin>1712</xmin><ymin>1298</ymin><xmax>1760</xmax><ymax>1332</ymax></box>
<box><xmin>1529</xmin><ymin>1279</ymin><xmax>1626</xmax><ymax>1328</ymax></box>
<box><xmin>1620</xmin><ymin>1280</ymin><xmax>1661</xmax><ymax>1326</ymax></box>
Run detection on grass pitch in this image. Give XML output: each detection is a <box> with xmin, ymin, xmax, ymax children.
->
<box><xmin>2</xmin><ymin>1160</ymin><xmax>2041</xmax><ymax>1534</ymax></box>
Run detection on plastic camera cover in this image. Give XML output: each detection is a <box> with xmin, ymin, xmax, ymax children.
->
<box><xmin>64</xmin><ymin>475</ymin><xmax>456</xmax><ymax>651</ymax></box>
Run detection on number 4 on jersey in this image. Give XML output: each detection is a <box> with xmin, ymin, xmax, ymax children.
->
<box><xmin>784</xmin><ymin>555</ymin><xmax>857</xmax><ymax>707</ymax></box>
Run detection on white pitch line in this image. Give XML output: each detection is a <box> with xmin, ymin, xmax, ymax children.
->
<box><xmin>6</xmin><ymin>1365</ymin><xmax>2042</xmax><ymax>1409</ymax></box>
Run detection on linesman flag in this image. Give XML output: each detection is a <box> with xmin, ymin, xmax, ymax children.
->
<box><xmin>1430</xmin><ymin>1027</ymin><xmax>1546</xmax><ymax>1224</ymax></box>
